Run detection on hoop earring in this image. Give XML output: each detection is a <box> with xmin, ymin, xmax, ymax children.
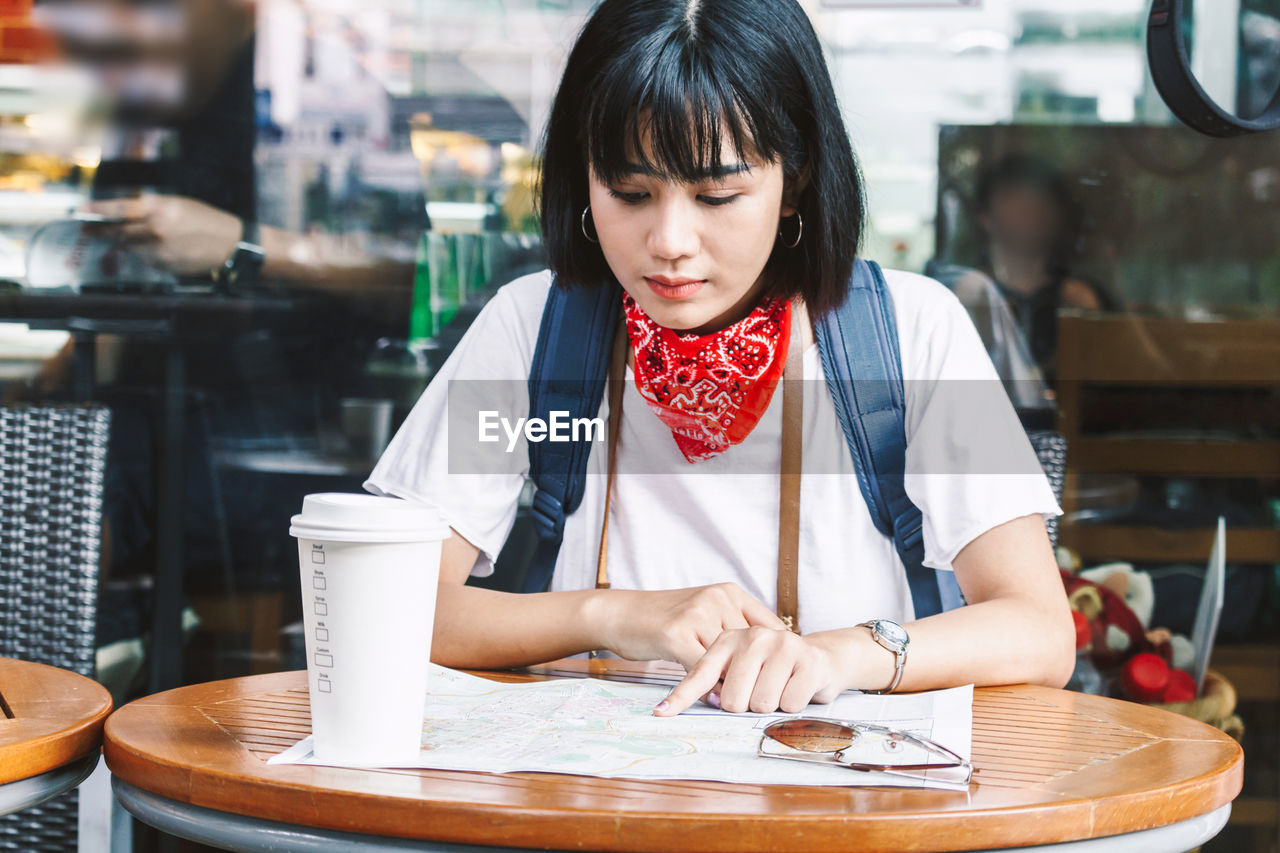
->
<box><xmin>581</xmin><ymin>205</ymin><xmax>600</xmax><ymax>244</ymax></box>
<box><xmin>778</xmin><ymin>212</ymin><xmax>803</xmax><ymax>249</ymax></box>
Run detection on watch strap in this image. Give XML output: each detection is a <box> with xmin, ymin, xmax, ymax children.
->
<box><xmin>221</xmin><ymin>217</ymin><xmax>265</xmax><ymax>285</ymax></box>
<box><xmin>859</xmin><ymin>619</ymin><xmax>907</xmax><ymax>694</ymax></box>
<box><xmin>241</xmin><ymin>217</ymin><xmax>261</xmax><ymax>248</ymax></box>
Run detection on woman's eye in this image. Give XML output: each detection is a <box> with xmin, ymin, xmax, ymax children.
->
<box><xmin>606</xmin><ymin>188</ymin><xmax>739</xmax><ymax>206</ymax></box>
<box><xmin>607</xmin><ymin>189</ymin><xmax>647</xmax><ymax>204</ymax></box>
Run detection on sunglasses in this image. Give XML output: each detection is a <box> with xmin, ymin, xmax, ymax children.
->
<box><xmin>758</xmin><ymin>718</ymin><xmax>972</xmax><ymax>784</ymax></box>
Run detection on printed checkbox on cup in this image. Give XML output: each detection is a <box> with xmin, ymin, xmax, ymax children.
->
<box><xmin>318</xmin><ymin>679</ymin><xmax>332</xmax><ymax>693</ymax></box>
<box><xmin>311</xmin><ymin>550</ymin><xmax>325</xmax><ymax>564</ymax></box>
<box><xmin>314</xmin><ymin>601</ymin><xmax>328</xmax><ymax>616</ymax></box>
<box><xmin>315</xmin><ymin>627</ymin><xmax>330</xmax><ymax>642</ymax></box>
<box><xmin>315</xmin><ymin>653</ymin><xmax>334</xmax><ymax>668</ymax></box>
<box><xmin>313</xmin><ymin>574</ymin><xmax>327</xmax><ymax>590</ymax></box>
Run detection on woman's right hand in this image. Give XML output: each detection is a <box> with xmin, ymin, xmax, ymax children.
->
<box><xmin>588</xmin><ymin>582</ymin><xmax>787</xmax><ymax>670</ymax></box>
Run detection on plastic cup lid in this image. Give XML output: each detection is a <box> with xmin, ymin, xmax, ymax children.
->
<box><xmin>289</xmin><ymin>493</ymin><xmax>450</xmax><ymax>543</ymax></box>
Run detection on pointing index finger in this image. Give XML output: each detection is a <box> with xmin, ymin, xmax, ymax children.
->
<box><xmin>654</xmin><ymin>651</ymin><xmax>729</xmax><ymax>717</ymax></box>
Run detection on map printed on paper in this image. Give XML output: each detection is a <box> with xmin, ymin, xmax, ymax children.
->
<box><xmin>269</xmin><ymin>665</ymin><xmax>973</xmax><ymax>790</ymax></box>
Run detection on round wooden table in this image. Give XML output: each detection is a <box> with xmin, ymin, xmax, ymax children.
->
<box><xmin>0</xmin><ymin>657</ymin><xmax>113</xmax><ymax>816</ymax></box>
<box><xmin>104</xmin><ymin>659</ymin><xmax>1242</xmax><ymax>853</ymax></box>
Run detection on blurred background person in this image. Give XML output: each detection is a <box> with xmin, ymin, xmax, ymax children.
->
<box><xmin>971</xmin><ymin>154</ymin><xmax>1110</xmax><ymax>382</ymax></box>
<box><xmin>39</xmin><ymin>0</ymin><xmax>422</xmax><ymax>293</ymax></box>
<box><xmin>25</xmin><ymin>0</ymin><xmax>421</xmax><ymax>696</ymax></box>
<box><xmin>934</xmin><ymin>261</ymin><xmax>1054</xmax><ymax>420</ymax></box>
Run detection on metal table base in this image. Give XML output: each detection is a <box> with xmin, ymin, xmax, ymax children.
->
<box><xmin>112</xmin><ymin>777</ymin><xmax>1232</xmax><ymax>853</ymax></box>
<box><xmin>0</xmin><ymin>753</ymin><xmax>99</xmax><ymax>817</ymax></box>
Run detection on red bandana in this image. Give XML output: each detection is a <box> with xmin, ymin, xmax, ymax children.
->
<box><xmin>623</xmin><ymin>291</ymin><xmax>792</xmax><ymax>463</ymax></box>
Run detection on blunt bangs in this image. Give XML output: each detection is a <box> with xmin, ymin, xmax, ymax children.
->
<box><xmin>584</xmin><ymin>30</ymin><xmax>783</xmax><ymax>188</ymax></box>
<box><xmin>539</xmin><ymin>0</ymin><xmax>866</xmax><ymax>317</ymax></box>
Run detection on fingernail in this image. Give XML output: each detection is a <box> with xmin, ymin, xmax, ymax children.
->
<box><xmin>707</xmin><ymin>691</ymin><xmax>721</xmax><ymax>709</ymax></box>
<box><xmin>654</xmin><ymin>700</ymin><xmax>669</xmax><ymax>712</ymax></box>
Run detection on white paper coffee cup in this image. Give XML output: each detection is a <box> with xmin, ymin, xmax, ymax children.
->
<box><xmin>289</xmin><ymin>493</ymin><xmax>449</xmax><ymax>766</ymax></box>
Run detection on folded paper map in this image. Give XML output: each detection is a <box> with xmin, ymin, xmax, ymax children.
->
<box><xmin>269</xmin><ymin>665</ymin><xmax>974</xmax><ymax>790</ymax></box>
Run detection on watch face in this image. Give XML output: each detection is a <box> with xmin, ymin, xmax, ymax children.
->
<box><xmin>875</xmin><ymin>620</ymin><xmax>909</xmax><ymax>647</ymax></box>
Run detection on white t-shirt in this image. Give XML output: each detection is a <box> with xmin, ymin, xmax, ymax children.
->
<box><xmin>365</xmin><ymin>267</ymin><xmax>1061</xmax><ymax>631</ymax></box>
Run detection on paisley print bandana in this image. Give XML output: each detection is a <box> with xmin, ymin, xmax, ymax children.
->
<box><xmin>622</xmin><ymin>290</ymin><xmax>792</xmax><ymax>463</ymax></box>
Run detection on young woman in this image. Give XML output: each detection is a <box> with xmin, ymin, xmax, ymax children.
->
<box><xmin>368</xmin><ymin>0</ymin><xmax>1075</xmax><ymax>716</ymax></box>
<box><xmin>973</xmin><ymin>154</ymin><xmax>1110</xmax><ymax>381</ymax></box>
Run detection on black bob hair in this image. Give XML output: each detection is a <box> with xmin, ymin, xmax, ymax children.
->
<box><xmin>538</xmin><ymin>0</ymin><xmax>866</xmax><ymax>318</ymax></box>
<box><xmin>975</xmin><ymin>154</ymin><xmax>1074</xmax><ymax>217</ymax></box>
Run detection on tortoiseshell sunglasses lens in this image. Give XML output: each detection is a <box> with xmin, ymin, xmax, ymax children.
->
<box><xmin>763</xmin><ymin>719</ymin><xmax>858</xmax><ymax>753</ymax></box>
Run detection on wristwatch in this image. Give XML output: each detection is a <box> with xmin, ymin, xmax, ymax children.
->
<box><xmin>858</xmin><ymin>619</ymin><xmax>909</xmax><ymax>694</ymax></box>
<box><xmin>220</xmin><ymin>218</ymin><xmax>266</xmax><ymax>286</ymax></box>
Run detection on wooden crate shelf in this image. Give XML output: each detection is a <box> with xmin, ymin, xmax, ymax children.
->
<box><xmin>1069</xmin><ymin>438</ymin><xmax>1280</xmax><ymax>477</ymax></box>
<box><xmin>1060</xmin><ymin>524</ymin><xmax>1280</xmax><ymax>564</ymax></box>
<box><xmin>1056</xmin><ymin>313</ymin><xmax>1280</xmax><ymax>849</ymax></box>
<box><xmin>1211</xmin><ymin>644</ymin><xmax>1280</xmax><ymax>704</ymax></box>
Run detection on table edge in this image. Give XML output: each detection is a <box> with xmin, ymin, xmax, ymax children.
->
<box><xmin>0</xmin><ymin>659</ymin><xmax>113</xmax><ymax>785</ymax></box>
<box><xmin>102</xmin><ymin>668</ymin><xmax>1244</xmax><ymax>853</ymax></box>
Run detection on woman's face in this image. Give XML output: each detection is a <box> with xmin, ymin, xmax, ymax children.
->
<box><xmin>587</xmin><ymin>128</ymin><xmax>797</xmax><ymax>335</ymax></box>
<box><xmin>982</xmin><ymin>185</ymin><xmax>1064</xmax><ymax>255</ymax></box>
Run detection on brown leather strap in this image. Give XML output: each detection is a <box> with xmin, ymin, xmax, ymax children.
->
<box><xmin>595</xmin><ymin>302</ymin><xmax>805</xmax><ymax>634</ymax></box>
<box><xmin>777</xmin><ymin>305</ymin><xmax>803</xmax><ymax>633</ymax></box>
<box><xmin>595</xmin><ymin>316</ymin><xmax>628</xmax><ymax>590</ymax></box>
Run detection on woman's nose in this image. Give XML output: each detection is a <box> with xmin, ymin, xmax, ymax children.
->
<box><xmin>647</xmin><ymin>201</ymin><xmax>700</xmax><ymax>261</ymax></box>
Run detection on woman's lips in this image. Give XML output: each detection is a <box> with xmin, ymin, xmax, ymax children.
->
<box><xmin>645</xmin><ymin>276</ymin><xmax>706</xmax><ymax>299</ymax></box>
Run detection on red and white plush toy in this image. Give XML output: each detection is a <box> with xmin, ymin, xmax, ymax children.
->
<box><xmin>1060</xmin><ymin>562</ymin><xmax>1198</xmax><ymax>704</ymax></box>
<box><xmin>1121</xmin><ymin>652</ymin><xmax>1197</xmax><ymax>704</ymax></box>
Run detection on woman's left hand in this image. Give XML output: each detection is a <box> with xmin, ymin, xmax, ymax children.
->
<box><xmin>653</xmin><ymin>627</ymin><xmax>850</xmax><ymax>716</ymax></box>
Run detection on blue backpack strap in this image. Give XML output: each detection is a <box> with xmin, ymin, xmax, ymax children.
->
<box><xmin>522</xmin><ymin>277</ymin><xmax>622</xmax><ymax>593</ymax></box>
<box><xmin>815</xmin><ymin>259</ymin><xmax>964</xmax><ymax>619</ymax></box>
